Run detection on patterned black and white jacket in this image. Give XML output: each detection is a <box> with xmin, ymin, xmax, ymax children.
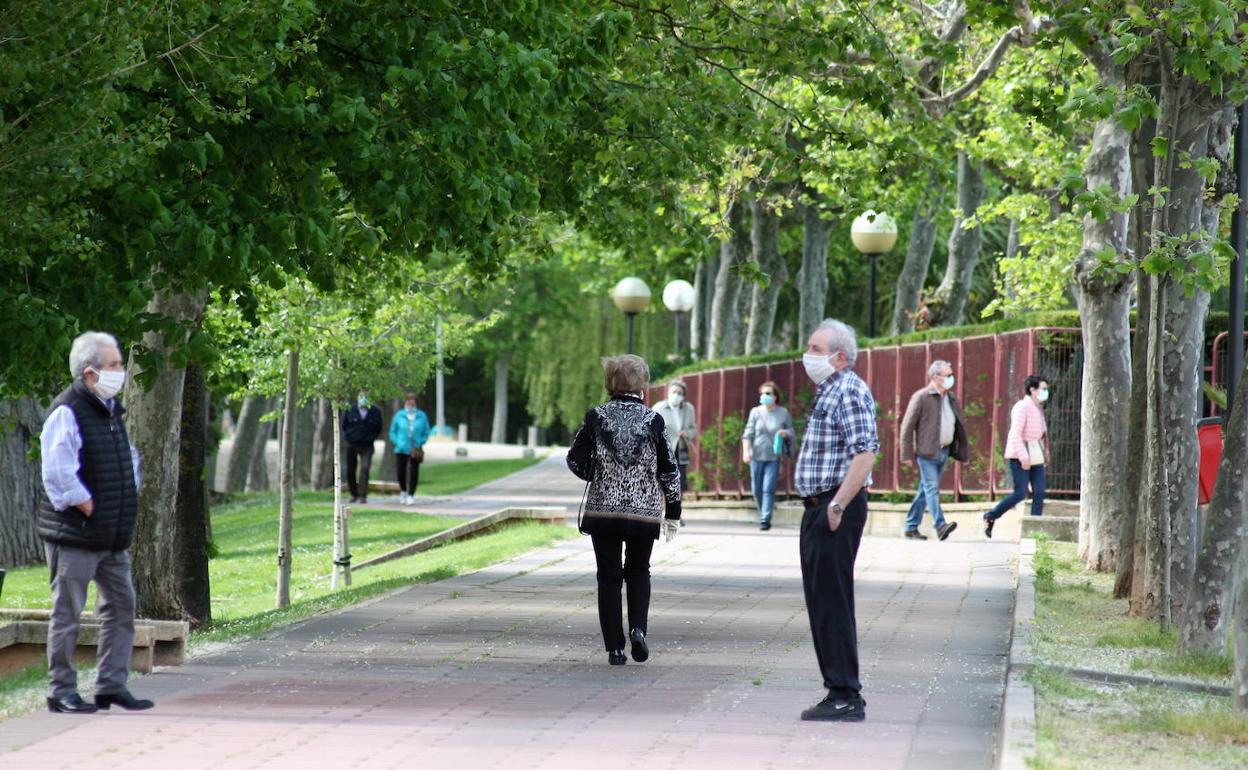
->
<box><xmin>566</xmin><ymin>395</ymin><xmax>682</xmax><ymax>540</ymax></box>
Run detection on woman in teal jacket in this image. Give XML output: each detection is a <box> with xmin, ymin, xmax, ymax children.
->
<box><xmin>389</xmin><ymin>392</ymin><xmax>431</xmax><ymax>505</ymax></box>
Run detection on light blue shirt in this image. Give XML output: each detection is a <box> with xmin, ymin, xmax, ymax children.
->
<box><xmin>41</xmin><ymin>397</ymin><xmax>141</xmax><ymax>511</ymax></box>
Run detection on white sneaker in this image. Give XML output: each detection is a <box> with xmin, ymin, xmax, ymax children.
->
<box><xmin>399</xmin><ymin>493</ymin><xmax>409</xmax><ymax>505</ymax></box>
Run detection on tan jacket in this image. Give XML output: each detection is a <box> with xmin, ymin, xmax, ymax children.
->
<box><xmin>899</xmin><ymin>386</ymin><xmax>969</xmax><ymax>463</ymax></box>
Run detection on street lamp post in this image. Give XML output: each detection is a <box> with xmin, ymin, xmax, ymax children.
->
<box><xmin>662</xmin><ymin>279</ymin><xmax>696</xmax><ymax>359</ymax></box>
<box><xmin>850</xmin><ymin>210</ymin><xmax>898</xmax><ymax>338</ymax></box>
<box><xmin>612</xmin><ymin>277</ymin><xmax>652</xmax><ymax>354</ymax></box>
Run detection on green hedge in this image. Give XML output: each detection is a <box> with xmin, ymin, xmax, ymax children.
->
<box><xmin>666</xmin><ymin>309</ymin><xmax>1246</xmax><ymax>380</ymax></box>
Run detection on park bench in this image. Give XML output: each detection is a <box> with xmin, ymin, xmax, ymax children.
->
<box><xmin>0</xmin><ymin>609</ymin><xmax>189</xmax><ymax>677</ymax></box>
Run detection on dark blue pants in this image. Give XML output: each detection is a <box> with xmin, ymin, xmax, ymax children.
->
<box><xmin>987</xmin><ymin>459</ymin><xmax>1046</xmax><ymax>520</ymax></box>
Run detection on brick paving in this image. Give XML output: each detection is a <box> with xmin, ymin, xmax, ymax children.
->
<box><xmin>1</xmin><ymin>456</ymin><xmax>1017</xmax><ymax>769</ymax></box>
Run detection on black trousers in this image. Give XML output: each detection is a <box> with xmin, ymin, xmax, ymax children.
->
<box><xmin>345</xmin><ymin>445</ymin><xmax>373</xmax><ymax>499</ymax></box>
<box><xmin>590</xmin><ymin>534</ymin><xmax>655</xmax><ymax>651</ymax></box>
<box><xmin>395</xmin><ymin>454</ymin><xmax>421</xmax><ymax>494</ymax></box>
<box><xmin>799</xmin><ymin>486</ymin><xmax>868</xmax><ymax>698</ymax></box>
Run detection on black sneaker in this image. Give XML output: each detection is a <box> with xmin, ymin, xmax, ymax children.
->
<box><xmin>983</xmin><ymin>514</ymin><xmax>995</xmax><ymax>539</ymax></box>
<box><xmin>904</xmin><ymin>530</ymin><xmax>928</xmax><ymax>540</ymax></box>
<box><xmin>800</xmin><ymin>694</ymin><xmax>865</xmax><ymax>722</ymax></box>
<box><xmin>608</xmin><ymin>649</ymin><xmax>627</xmax><ymax>666</ymax></box>
<box><xmin>937</xmin><ymin>521</ymin><xmax>958</xmax><ymax>541</ymax></box>
<box><xmin>759</xmin><ymin>521</ymin><xmax>771</xmax><ymax>531</ymax></box>
<box><xmin>629</xmin><ymin>628</ymin><xmax>649</xmax><ymax>663</ymax></box>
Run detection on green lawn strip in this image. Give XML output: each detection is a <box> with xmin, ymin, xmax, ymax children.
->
<box><xmin>1030</xmin><ymin>539</ymin><xmax>1247</xmax><ymax>769</ymax></box>
<box><xmin>378</xmin><ymin>456</ymin><xmax>546</xmax><ymax>496</ymax></box>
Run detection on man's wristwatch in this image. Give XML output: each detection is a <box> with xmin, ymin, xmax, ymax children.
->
<box><xmin>829</xmin><ymin>501</ymin><xmax>844</xmax><ymax>515</ymax></box>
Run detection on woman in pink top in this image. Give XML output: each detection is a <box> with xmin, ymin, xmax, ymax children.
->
<box><xmin>983</xmin><ymin>375</ymin><xmax>1050</xmax><ymax>538</ymax></box>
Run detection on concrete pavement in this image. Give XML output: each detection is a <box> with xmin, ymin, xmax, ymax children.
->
<box><xmin>2</xmin><ymin>454</ymin><xmax>1017</xmax><ymax>769</ymax></box>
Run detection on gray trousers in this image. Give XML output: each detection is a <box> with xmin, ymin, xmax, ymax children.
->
<box><xmin>46</xmin><ymin>543</ymin><xmax>136</xmax><ymax>698</ymax></box>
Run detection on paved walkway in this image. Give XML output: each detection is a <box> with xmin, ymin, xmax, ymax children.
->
<box><xmin>1</xmin><ymin>458</ymin><xmax>1017</xmax><ymax>770</ymax></box>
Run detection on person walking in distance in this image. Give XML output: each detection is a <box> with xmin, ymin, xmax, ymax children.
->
<box><xmin>389</xmin><ymin>392</ymin><xmax>430</xmax><ymax>505</ymax></box>
<box><xmin>793</xmin><ymin>319</ymin><xmax>879</xmax><ymax>722</ymax></box>
<box><xmin>341</xmin><ymin>390</ymin><xmax>382</xmax><ymax>503</ymax></box>
<box><xmin>38</xmin><ymin>331</ymin><xmax>154</xmax><ymax>713</ymax></box>
<box><xmin>652</xmin><ymin>379</ymin><xmax>697</xmax><ymax>492</ymax></box>
<box><xmin>983</xmin><ymin>375</ymin><xmax>1051</xmax><ymax>538</ymax></box>
<box><xmin>897</xmin><ymin>359</ymin><xmax>968</xmax><ymax>541</ymax></box>
<box><xmin>567</xmin><ymin>355</ymin><xmax>682</xmax><ymax>666</ymax></box>
<box><xmin>741</xmin><ymin>380</ymin><xmax>796</xmax><ymax>531</ymax></box>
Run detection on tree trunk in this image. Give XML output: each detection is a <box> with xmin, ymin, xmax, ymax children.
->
<box><xmin>927</xmin><ymin>151</ymin><xmax>985</xmax><ymax>326</ymax></box>
<box><xmin>707</xmin><ymin>199</ymin><xmax>749</xmax><ymax>360</ymax></box>
<box><xmin>1183</xmin><ymin>352</ymin><xmax>1248</xmax><ymax>653</ymax></box>
<box><xmin>1234</xmin><ymin>536</ymin><xmax>1248</xmax><ymax>710</ymax></box>
<box><xmin>798</xmin><ymin>193</ymin><xmax>832</xmax><ymax>343</ymax></box>
<box><xmin>745</xmin><ymin>198</ymin><xmax>786</xmax><ymax>355</ymax></box>
<box><xmin>377</xmin><ymin>398</ymin><xmax>398</xmax><ymax>482</ymax></box>
<box><xmin>225</xmin><ymin>396</ymin><xmax>263</xmax><ymax>494</ymax></box>
<box><xmin>690</xmin><ymin>255</ymin><xmax>708</xmax><ymax>359</ymax></box>
<box><xmin>0</xmin><ymin>397</ymin><xmax>46</xmax><ymax>566</ymax></box>
<box><xmin>1071</xmin><ymin>59</ymin><xmax>1134</xmax><ymax>573</ymax></box>
<box><xmin>1114</xmin><ymin>269</ymin><xmax>1152</xmax><ymax>597</ymax></box>
<box><xmin>1114</xmin><ymin>90</ymin><xmax>1158</xmax><ymax>597</ymax></box>
<box><xmin>310</xmin><ymin>397</ymin><xmax>334</xmax><ymax>489</ymax></box>
<box><xmin>1135</xmin><ymin>272</ymin><xmax>1170</xmax><ymax>622</ymax></box>
<box><xmin>491</xmin><ymin>350</ymin><xmax>512</xmax><ymax>444</ymax></box>
<box><xmin>294</xmin><ymin>400</ymin><xmax>315</xmax><ymax>488</ymax></box>
<box><xmin>891</xmin><ymin>177</ymin><xmax>944</xmax><ymax>334</ymax></box>
<box><xmin>175</xmin><ymin>360</ymin><xmax>211</xmax><ymax>627</ymax></box>
<box><xmin>276</xmin><ymin>348</ymin><xmax>298</xmax><ymax>608</ymax></box>
<box><xmin>125</xmin><ymin>288</ymin><xmax>206</xmax><ymax>620</ymax></box>
<box><xmin>246</xmin><ymin>399</ymin><xmax>272</xmax><ymax>493</ymax></box>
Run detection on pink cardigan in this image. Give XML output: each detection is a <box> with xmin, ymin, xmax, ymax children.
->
<box><xmin>1003</xmin><ymin>397</ymin><xmax>1047</xmax><ymax>461</ymax></box>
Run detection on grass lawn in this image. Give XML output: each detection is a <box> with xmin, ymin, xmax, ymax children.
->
<box><xmin>0</xmin><ymin>456</ymin><xmax>573</xmax><ymax>719</ymax></box>
<box><xmin>406</xmin><ymin>456</ymin><xmax>544</xmax><ymax>496</ymax></box>
<box><xmin>1030</xmin><ymin>539</ymin><xmax>1248</xmax><ymax>770</ymax></box>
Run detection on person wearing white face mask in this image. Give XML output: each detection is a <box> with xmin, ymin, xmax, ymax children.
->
<box><xmin>651</xmin><ymin>379</ymin><xmax>697</xmax><ymax>491</ymax></box>
<box><xmin>983</xmin><ymin>374</ymin><xmax>1051</xmax><ymax>537</ymax></box>
<box><xmin>793</xmin><ymin>319</ymin><xmax>879</xmax><ymax>723</ymax></box>
<box><xmin>37</xmin><ymin>331</ymin><xmax>154</xmax><ymax>713</ymax></box>
<box><xmin>388</xmin><ymin>392</ymin><xmax>430</xmax><ymax>505</ymax></box>
<box><xmin>741</xmin><ymin>381</ymin><xmax>795</xmax><ymax>530</ymax></box>
<box><xmin>897</xmin><ymin>359</ymin><xmax>969</xmax><ymax>541</ymax></box>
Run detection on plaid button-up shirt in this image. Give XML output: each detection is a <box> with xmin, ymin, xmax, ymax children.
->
<box><xmin>794</xmin><ymin>367</ymin><xmax>880</xmax><ymax>497</ymax></box>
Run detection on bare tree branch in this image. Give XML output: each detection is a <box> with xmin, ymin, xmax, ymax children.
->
<box><xmin>921</xmin><ymin>15</ymin><xmax>1055</xmax><ymax>114</ymax></box>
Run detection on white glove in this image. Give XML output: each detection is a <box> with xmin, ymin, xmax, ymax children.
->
<box><xmin>664</xmin><ymin>519</ymin><xmax>680</xmax><ymax>543</ymax></box>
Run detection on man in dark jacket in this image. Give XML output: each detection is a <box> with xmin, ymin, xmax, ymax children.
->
<box><xmin>39</xmin><ymin>331</ymin><xmax>153</xmax><ymax>713</ymax></box>
<box><xmin>341</xmin><ymin>390</ymin><xmax>383</xmax><ymax>503</ymax></box>
<box><xmin>898</xmin><ymin>359</ymin><xmax>968</xmax><ymax>541</ymax></box>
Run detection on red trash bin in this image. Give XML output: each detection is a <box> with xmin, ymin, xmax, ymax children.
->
<box><xmin>1197</xmin><ymin>417</ymin><xmax>1224</xmax><ymax>505</ymax></box>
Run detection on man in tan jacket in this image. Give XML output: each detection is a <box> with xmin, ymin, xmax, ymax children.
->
<box><xmin>898</xmin><ymin>360</ymin><xmax>968</xmax><ymax>540</ymax></box>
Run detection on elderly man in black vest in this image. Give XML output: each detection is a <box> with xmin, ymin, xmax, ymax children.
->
<box><xmin>38</xmin><ymin>331</ymin><xmax>153</xmax><ymax>714</ymax></box>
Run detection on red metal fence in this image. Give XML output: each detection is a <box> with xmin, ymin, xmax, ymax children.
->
<box><xmin>1210</xmin><ymin>332</ymin><xmax>1248</xmax><ymax>415</ymax></box>
<box><xmin>648</xmin><ymin>327</ymin><xmax>1084</xmax><ymax>499</ymax></box>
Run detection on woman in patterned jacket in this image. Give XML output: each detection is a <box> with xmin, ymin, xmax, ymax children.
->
<box><xmin>567</xmin><ymin>354</ymin><xmax>682</xmax><ymax>666</ymax></box>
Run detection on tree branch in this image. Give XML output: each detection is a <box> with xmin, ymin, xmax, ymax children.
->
<box><xmin>921</xmin><ymin>15</ymin><xmax>1055</xmax><ymax>114</ymax></box>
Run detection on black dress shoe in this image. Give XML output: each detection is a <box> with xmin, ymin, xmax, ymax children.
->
<box><xmin>608</xmin><ymin>649</ymin><xmax>627</xmax><ymax>666</ymax></box>
<box><xmin>94</xmin><ymin>689</ymin><xmax>154</xmax><ymax>711</ymax></box>
<box><xmin>904</xmin><ymin>530</ymin><xmax>928</xmax><ymax>540</ymax></box>
<box><xmin>800</xmin><ymin>694</ymin><xmax>865</xmax><ymax>722</ymax></box>
<box><xmin>983</xmin><ymin>514</ymin><xmax>995</xmax><ymax>539</ymax></box>
<box><xmin>937</xmin><ymin>521</ymin><xmax>958</xmax><ymax>541</ymax></box>
<box><xmin>47</xmin><ymin>693</ymin><xmax>98</xmax><ymax>714</ymax></box>
<box><xmin>629</xmin><ymin>628</ymin><xmax>649</xmax><ymax>663</ymax></box>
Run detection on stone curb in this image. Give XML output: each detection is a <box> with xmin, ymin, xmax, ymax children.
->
<box><xmin>352</xmin><ymin>506</ymin><xmax>567</xmax><ymax>572</ymax></box>
<box><xmin>998</xmin><ymin>537</ymin><xmax>1037</xmax><ymax>770</ymax></box>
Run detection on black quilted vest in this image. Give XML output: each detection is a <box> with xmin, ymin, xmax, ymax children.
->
<box><xmin>37</xmin><ymin>381</ymin><xmax>138</xmax><ymax>551</ymax></box>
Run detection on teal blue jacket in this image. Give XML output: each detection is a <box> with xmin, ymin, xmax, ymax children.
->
<box><xmin>388</xmin><ymin>408</ymin><xmax>430</xmax><ymax>454</ymax></box>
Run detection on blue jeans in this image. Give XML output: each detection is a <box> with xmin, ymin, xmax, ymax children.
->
<box><xmin>751</xmin><ymin>460</ymin><xmax>780</xmax><ymax>524</ymax></box>
<box><xmin>987</xmin><ymin>460</ymin><xmax>1046</xmax><ymax>519</ymax></box>
<box><xmin>904</xmin><ymin>447</ymin><xmax>950</xmax><ymax>532</ymax></box>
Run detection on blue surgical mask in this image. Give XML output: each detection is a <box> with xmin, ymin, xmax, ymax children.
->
<box><xmin>759</xmin><ymin>394</ymin><xmax>775</xmax><ymax>406</ymax></box>
<box><xmin>943</xmin><ymin>375</ymin><xmax>955</xmax><ymax>391</ymax></box>
<box><xmin>358</xmin><ymin>396</ymin><xmax>368</xmax><ymax>408</ymax></box>
<box><xmin>405</xmin><ymin>407</ymin><xmax>417</xmax><ymax>416</ymax></box>
<box><xmin>1037</xmin><ymin>388</ymin><xmax>1049</xmax><ymax>403</ymax></box>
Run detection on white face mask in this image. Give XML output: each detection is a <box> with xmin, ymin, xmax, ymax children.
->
<box><xmin>1037</xmin><ymin>388</ymin><xmax>1049</xmax><ymax>403</ymax></box>
<box><xmin>91</xmin><ymin>368</ymin><xmax>126</xmax><ymax>399</ymax></box>
<box><xmin>803</xmin><ymin>353</ymin><xmax>836</xmax><ymax>384</ymax></box>
<box><xmin>668</xmin><ymin>392</ymin><xmax>684</xmax><ymax>406</ymax></box>
<box><xmin>943</xmin><ymin>375</ymin><xmax>955</xmax><ymax>391</ymax></box>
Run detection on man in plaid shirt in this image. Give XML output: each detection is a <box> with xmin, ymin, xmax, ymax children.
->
<box><xmin>794</xmin><ymin>319</ymin><xmax>879</xmax><ymax>723</ymax></box>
